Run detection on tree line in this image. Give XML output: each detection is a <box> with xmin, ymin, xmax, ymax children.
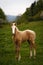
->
<box><xmin>25</xmin><ymin>0</ymin><xmax>43</xmax><ymax>21</ymax></box>
<box><xmin>17</xmin><ymin>0</ymin><xmax>43</xmax><ymax>24</ymax></box>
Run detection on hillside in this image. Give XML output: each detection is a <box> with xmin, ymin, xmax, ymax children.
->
<box><xmin>17</xmin><ymin>10</ymin><xmax>43</xmax><ymax>24</ymax></box>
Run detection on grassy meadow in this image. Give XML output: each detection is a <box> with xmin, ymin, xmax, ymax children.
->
<box><xmin>0</xmin><ymin>21</ymin><xmax>43</xmax><ymax>65</ymax></box>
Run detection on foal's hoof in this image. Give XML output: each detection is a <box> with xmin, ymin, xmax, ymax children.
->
<box><xmin>15</xmin><ymin>55</ymin><xmax>21</xmax><ymax>61</ymax></box>
<box><xmin>18</xmin><ymin>55</ymin><xmax>21</xmax><ymax>61</ymax></box>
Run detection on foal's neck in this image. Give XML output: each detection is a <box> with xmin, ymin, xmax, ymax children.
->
<box><xmin>15</xmin><ymin>27</ymin><xmax>19</xmax><ymax>35</ymax></box>
<box><xmin>16</xmin><ymin>27</ymin><xmax>19</xmax><ymax>31</ymax></box>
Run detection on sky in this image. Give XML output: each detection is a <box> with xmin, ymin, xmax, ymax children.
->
<box><xmin>0</xmin><ymin>0</ymin><xmax>37</xmax><ymax>16</ymax></box>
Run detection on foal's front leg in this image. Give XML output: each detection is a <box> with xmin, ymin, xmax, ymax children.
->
<box><xmin>15</xmin><ymin>42</ymin><xmax>21</xmax><ymax>61</ymax></box>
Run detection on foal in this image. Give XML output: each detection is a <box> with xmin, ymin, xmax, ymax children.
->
<box><xmin>11</xmin><ymin>23</ymin><xmax>36</xmax><ymax>61</ymax></box>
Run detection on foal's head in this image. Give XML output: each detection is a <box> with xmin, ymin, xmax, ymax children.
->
<box><xmin>11</xmin><ymin>23</ymin><xmax>16</xmax><ymax>34</ymax></box>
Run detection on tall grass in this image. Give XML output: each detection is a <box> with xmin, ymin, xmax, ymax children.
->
<box><xmin>0</xmin><ymin>21</ymin><xmax>43</xmax><ymax>65</ymax></box>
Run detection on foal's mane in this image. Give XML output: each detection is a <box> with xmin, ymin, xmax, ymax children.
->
<box><xmin>16</xmin><ymin>26</ymin><xmax>19</xmax><ymax>31</ymax></box>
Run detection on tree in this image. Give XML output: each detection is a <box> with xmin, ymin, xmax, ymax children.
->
<box><xmin>30</xmin><ymin>1</ymin><xmax>36</xmax><ymax>16</ymax></box>
<box><xmin>37</xmin><ymin>0</ymin><xmax>43</xmax><ymax>11</ymax></box>
<box><xmin>0</xmin><ymin>8</ymin><xmax>6</xmax><ymax>20</ymax></box>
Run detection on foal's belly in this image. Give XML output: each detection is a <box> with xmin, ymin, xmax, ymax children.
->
<box><xmin>22</xmin><ymin>34</ymin><xmax>28</xmax><ymax>42</ymax></box>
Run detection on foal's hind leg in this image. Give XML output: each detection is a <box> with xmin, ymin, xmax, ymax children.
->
<box><xmin>29</xmin><ymin>42</ymin><xmax>33</xmax><ymax>58</ymax></box>
<box><xmin>32</xmin><ymin>41</ymin><xmax>36</xmax><ymax>58</ymax></box>
<box><xmin>27</xmin><ymin>40</ymin><xmax>33</xmax><ymax>58</ymax></box>
<box><xmin>30</xmin><ymin>40</ymin><xmax>36</xmax><ymax>59</ymax></box>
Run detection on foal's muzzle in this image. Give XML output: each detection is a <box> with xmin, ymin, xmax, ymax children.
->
<box><xmin>12</xmin><ymin>34</ymin><xmax>15</xmax><ymax>36</ymax></box>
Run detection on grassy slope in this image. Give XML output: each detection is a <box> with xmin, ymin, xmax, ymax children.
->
<box><xmin>0</xmin><ymin>21</ymin><xmax>43</xmax><ymax>65</ymax></box>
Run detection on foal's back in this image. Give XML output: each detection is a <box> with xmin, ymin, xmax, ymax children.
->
<box><xmin>19</xmin><ymin>30</ymin><xmax>36</xmax><ymax>41</ymax></box>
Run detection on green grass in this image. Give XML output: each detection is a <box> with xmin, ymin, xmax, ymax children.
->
<box><xmin>0</xmin><ymin>21</ymin><xmax>43</xmax><ymax>65</ymax></box>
